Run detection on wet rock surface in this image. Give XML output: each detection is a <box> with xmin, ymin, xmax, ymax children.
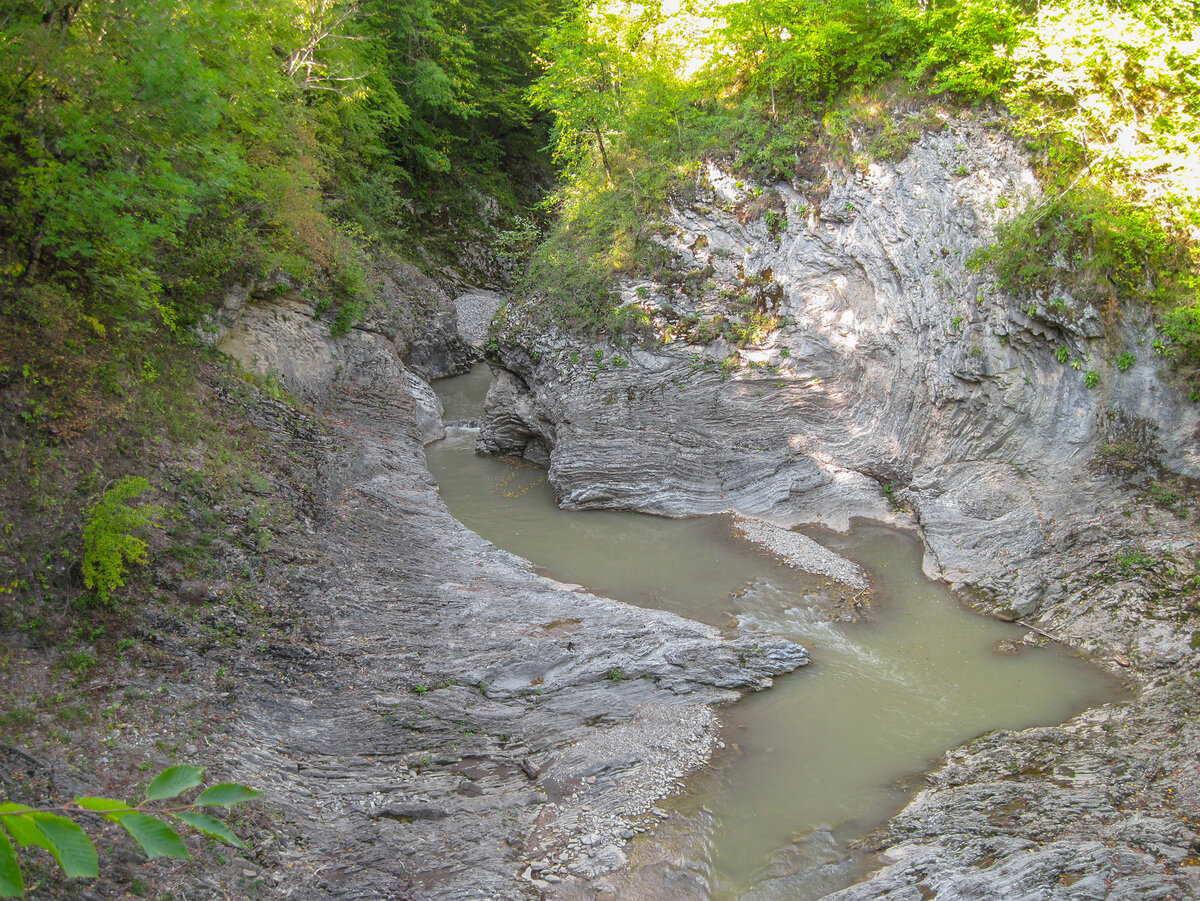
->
<box><xmin>825</xmin><ymin>674</ymin><xmax>1200</xmax><ymax>901</ymax></box>
<box><xmin>480</xmin><ymin>119</ymin><xmax>1200</xmax><ymax>898</ymax></box>
<box><xmin>214</xmin><ymin>282</ymin><xmax>809</xmax><ymax>899</ymax></box>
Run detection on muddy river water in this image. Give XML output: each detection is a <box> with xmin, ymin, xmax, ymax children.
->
<box><xmin>426</xmin><ymin>365</ymin><xmax>1125</xmax><ymax>899</ymax></box>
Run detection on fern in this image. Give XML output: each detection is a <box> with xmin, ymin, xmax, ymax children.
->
<box><xmin>81</xmin><ymin>477</ymin><xmax>165</xmax><ymax>604</ymax></box>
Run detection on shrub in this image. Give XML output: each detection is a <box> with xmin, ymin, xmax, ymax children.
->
<box><xmin>81</xmin><ymin>477</ymin><xmax>165</xmax><ymax>604</ymax></box>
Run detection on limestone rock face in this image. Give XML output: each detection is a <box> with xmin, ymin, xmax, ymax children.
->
<box><xmin>481</xmin><ymin>119</ymin><xmax>1198</xmax><ymax>603</ymax></box>
<box><xmin>478</xmin><ymin>367</ymin><xmax>556</xmax><ymax>464</ymax></box>
<box><xmin>211</xmin><ymin>260</ymin><xmax>478</xmax><ymax>390</ymax></box>
<box><xmin>214</xmin><ymin>273</ymin><xmax>809</xmax><ymax>900</ymax></box>
<box><xmin>481</xmin><ymin>118</ymin><xmax>1200</xmax><ymax>899</ymax></box>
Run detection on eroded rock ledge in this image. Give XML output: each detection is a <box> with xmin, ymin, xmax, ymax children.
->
<box><xmin>480</xmin><ymin>119</ymin><xmax>1200</xmax><ymax>899</ymax></box>
<box><xmin>214</xmin><ymin>262</ymin><xmax>808</xmax><ymax>899</ymax></box>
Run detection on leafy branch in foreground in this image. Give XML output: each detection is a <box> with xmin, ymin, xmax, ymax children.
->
<box><xmin>0</xmin><ymin>765</ymin><xmax>262</xmax><ymax>898</ymax></box>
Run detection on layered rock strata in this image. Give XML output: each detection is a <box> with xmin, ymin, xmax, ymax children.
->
<box><xmin>480</xmin><ymin>118</ymin><xmax>1200</xmax><ymax>898</ymax></box>
<box><xmin>214</xmin><ymin>266</ymin><xmax>808</xmax><ymax>899</ymax></box>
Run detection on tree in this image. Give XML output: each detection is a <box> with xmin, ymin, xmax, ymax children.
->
<box><xmin>530</xmin><ymin>0</ymin><xmax>689</xmax><ymax>184</ymax></box>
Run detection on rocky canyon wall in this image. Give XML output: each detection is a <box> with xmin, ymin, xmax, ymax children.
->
<box><xmin>481</xmin><ymin>117</ymin><xmax>1200</xmax><ymax>900</ymax></box>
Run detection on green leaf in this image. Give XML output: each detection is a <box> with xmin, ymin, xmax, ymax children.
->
<box><xmin>144</xmin><ymin>765</ymin><xmax>204</xmax><ymax>801</ymax></box>
<box><xmin>175</xmin><ymin>811</ymin><xmax>246</xmax><ymax>849</ymax></box>
<box><xmin>74</xmin><ymin>797</ymin><xmax>133</xmax><ymax>818</ymax></box>
<box><xmin>116</xmin><ymin>813</ymin><xmax>189</xmax><ymax>860</ymax></box>
<box><xmin>194</xmin><ymin>783</ymin><xmax>262</xmax><ymax>808</ymax></box>
<box><xmin>0</xmin><ymin>806</ymin><xmax>51</xmax><ymax>853</ymax></box>
<box><xmin>0</xmin><ymin>830</ymin><xmax>23</xmax><ymax>898</ymax></box>
<box><xmin>28</xmin><ymin>813</ymin><xmax>98</xmax><ymax>878</ymax></box>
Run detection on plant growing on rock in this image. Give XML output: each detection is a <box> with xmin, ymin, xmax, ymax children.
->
<box><xmin>764</xmin><ymin>209</ymin><xmax>788</xmax><ymax>240</ymax></box>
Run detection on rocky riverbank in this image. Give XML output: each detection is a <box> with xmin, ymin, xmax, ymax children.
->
<box><xmin>209</xmin><ymin>263</ymin><xmax>809</xmax><ymax>899</ymax></box>
<box><xmin>481</xmin><ymin>117</ymin><xmax>1200</xmax><ymax>898</ymax></box>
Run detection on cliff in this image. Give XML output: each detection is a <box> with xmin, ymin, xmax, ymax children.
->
<box><xmin>480</xmin><ymin>117</ymin><xmax>1200</xmax><ymax>898</ymax></box>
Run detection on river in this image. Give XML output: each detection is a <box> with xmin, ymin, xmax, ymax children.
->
<box><xmin>426</xmin><ymin>364</ymin><xmax>1125</xmax><ymax>899</ymax></box>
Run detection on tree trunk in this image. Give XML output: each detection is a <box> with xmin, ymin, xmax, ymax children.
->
<box><xmin>23</xmin><ymin>224</ymin><xmax>45</xmax><ymax>284</ymax></box>
<box><xmin>592</xmin><ymin>122</ymin><xmax>613</xmax><ymax>186</ymax></box>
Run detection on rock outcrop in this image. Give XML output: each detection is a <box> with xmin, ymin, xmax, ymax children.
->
<box><xmin>480</xmin><ymin>117</ymin><xmax>1200</xmax><ymax>898</ymax></box>
<box><xmin>213</xmin><ymin>270</ymin><xmax>808</xmax><ymax>899</ymax></box>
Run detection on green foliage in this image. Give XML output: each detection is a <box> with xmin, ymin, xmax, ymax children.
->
<box><xmin>0</xmin><ymin>833</ymin><xmax>19</xmax><ymax>897</ymax></box>
<box><xmin>1116</xmin><ymin>548</ymin><xmax>1159</xmax><ymax>573</ymax></box>
<box><xmin>949</xmin><ymin>0</ymin><xmax>1200</xmax><ymax>378</ymax></box>
<box><xmin>80</xmin><ymin>477</ymin><xmax>165</xmax><ymax>604</ymax></box>
<box><xmin>708</xmin><ymin>0</ymin><xmax>926</xmax><ymax>109</ymax></box>
<box><xmin>1161</xmin><ymin>302</ymin><xmax>1200</xmax><ymax>380</ymax></box>
<box><xmin>144</xmin><ymin>765</ymin><xmax>205</xmax><ymax>802</ymax></box>
<box><xmin>972</xmin><ymin>184</ymin><xmax>1195</xmax><ymax>330</ymax></box>
<box><xmin>0</xmin><ymin>766</ymin><xmax>261</xmax><ymax>898</ymax></box>
<box><xmin>519</xmin><ymin>1</ymin><xmax>824</xmax><ymax>330</ymax></box>
<box><xmin>907</xmin><ymin>0</ymin><xmax>1022</xmax><ymax>99</ymax></box>
<box><xmin>195</xmin><ymin>784</ymin><xmax>264</xmax><ymax>808</ymax></box>
<box><xmin>23</xmin><ymin>814</ymin><xmax>95</xmax><ymax>878</ymax></box>
<box><xmin>521</xmin><ymin>0</ymin><xmax>1199</xmax><ymax>389</ymax></box>
<box><xmin>513</xmin><ymin>0</ymin><xmax>990</xmax><ymax>328</ymax></box>
<box><xmin>115</xmin><ymin>813</ymin><xmax>189</xmax><ymax>860</ymax></box>
<box><xmin>375</xmin><ymin>0</ymin><xmax>556</xmax><ymax>179</ymax></box>
<box><xmin>174</xmin><ymin>812</ymin><xmax>246</xmax><ymax>849</ymax></box>
<box><xmin>764</xmin><ymin>209</ymin><xmax>788</xmax><ymax>240</ymax></box>
<box><xmin>493</xmin><ymin>215</ymin><xmax>545</xmax><ymax>267</ymax></box>
<box><xmin>0</xmin><ymin>0</ymin><xmax>310</xmax><ymax>331</ymax></box>
<box><xmin>0</xmin><ymin>0</ymin><xmax>556</xmax><ymax>346</ymax></box>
